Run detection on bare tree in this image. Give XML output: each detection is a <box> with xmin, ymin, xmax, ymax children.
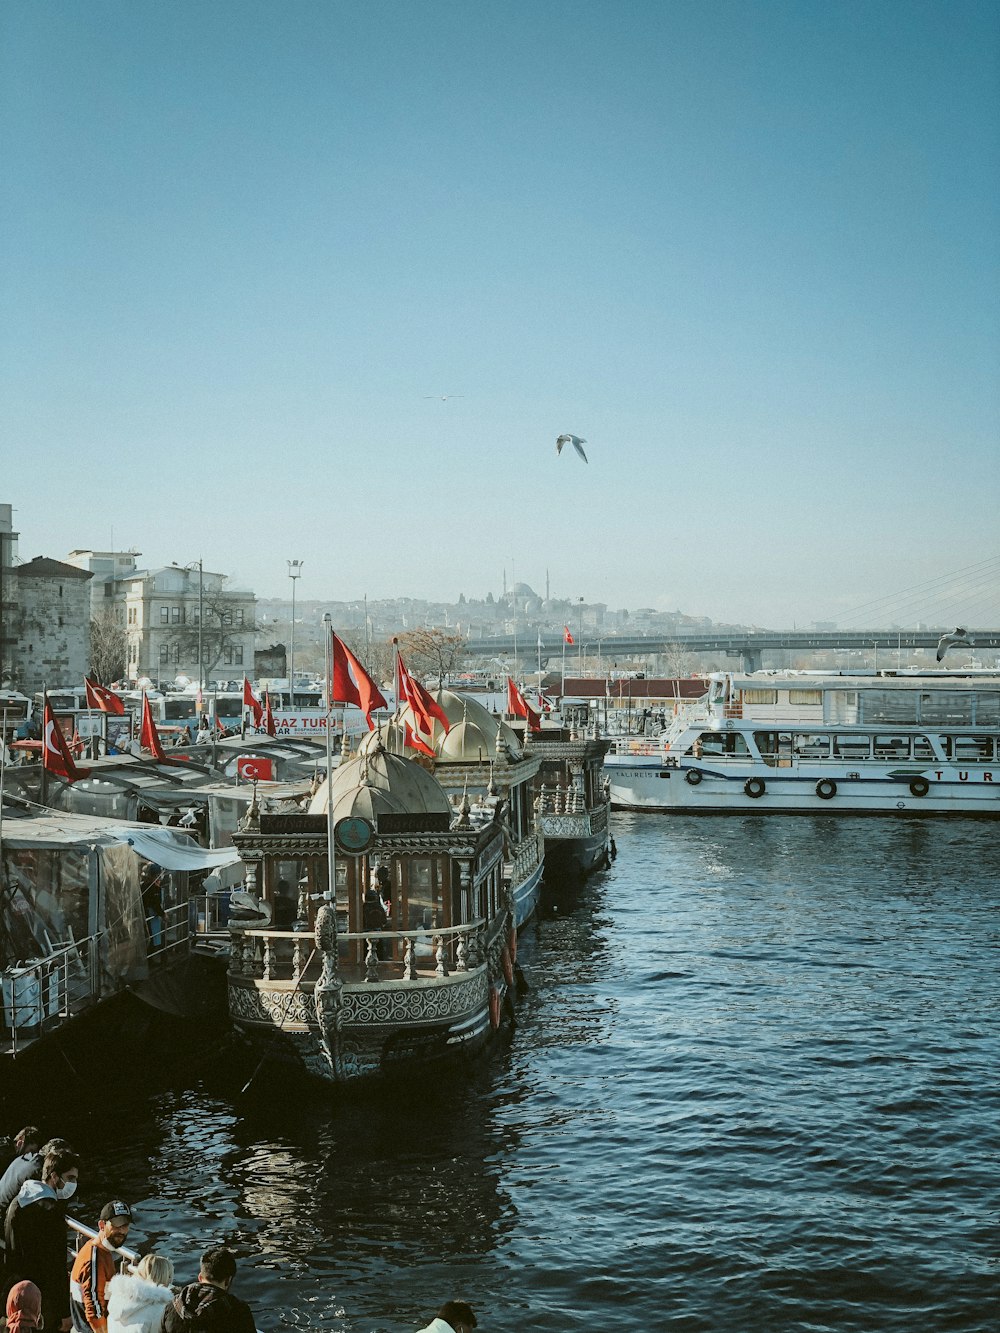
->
<box><xmin>90</xmin><ymin>610</ymin><xmax>128</xmax><ymax>684</ymax></box>
<box><xmin>396</xmin><ymin>628</ymin><xmax>468</xmax><ymax>686</ymax></box>
<box><xmin>166</xmin><ymin>577</ymin><xmax>255</xmax><ymax>681</ymax></box>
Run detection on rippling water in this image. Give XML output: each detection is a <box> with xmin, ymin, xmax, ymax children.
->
<box><xmin>65</xmin><ymin>817</ymin><xmax>998</xmax><ymax>1331</ymax></box>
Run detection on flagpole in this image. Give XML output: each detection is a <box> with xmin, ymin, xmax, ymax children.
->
<box><xmin>561</xmin><ymin>638</ymin><xmax>566</xmax><ymax>700</ymax></box>
<box><xmin>511</xmin><ymin>561</ymin><xmax>518</xmax><ymax>683</ymax></box>
<box><xmin>322</xmin><ymin>614</ymin><xmax>336</xmax><ymax>909</ymax></box>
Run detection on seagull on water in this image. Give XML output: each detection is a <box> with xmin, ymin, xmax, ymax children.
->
<box><xmin>556</xmin><ymin>433</ymin><xmax>588</xmax><ymax>463</ymax></box>
<box><xmin>936</xmin><ymin>627</ymin><xmax>975</xmax><ymax>662</ymax></box>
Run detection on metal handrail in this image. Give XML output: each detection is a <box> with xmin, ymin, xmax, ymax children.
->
<box><xmin>67</xmin><ymin>1215</ymin><xmax>141</xmax><ymax>1268</ymax></box>
<box><xmin>3</xmin><ymin>935</ymin><xmax>99</xmax><ymax>1054</ymax></box>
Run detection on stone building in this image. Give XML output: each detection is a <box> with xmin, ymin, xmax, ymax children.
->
<box><xmin>122</xmin><ymin>563</ymin><xmax>256</xmax><ymax>687</ymax></box>
<box><xmin>10</xmin><ymin>556</ymin><xmax>93</xmax><ymax>696</ymax></box>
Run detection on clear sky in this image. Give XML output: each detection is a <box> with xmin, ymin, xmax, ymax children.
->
<box><xmin>2</xmin><ymin>0</ymin><xmax>998</xmax><ymax>627</ymax></box>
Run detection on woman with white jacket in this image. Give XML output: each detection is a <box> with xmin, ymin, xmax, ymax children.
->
<box><xmin>106</xmin><ymin>1253</ymin><xmax>175</xmax><ymax>1333</ymax></box>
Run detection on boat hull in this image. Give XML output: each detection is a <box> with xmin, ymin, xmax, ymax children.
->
<box><xmin>607</xmin><ymin>759</ymin><xmax>1000</xmax><ymax>815</ymax></box>
<box><xmin>228</xmin><ymin>967</ymin><xmax>509</xmax><ymax>1086</ymax></box>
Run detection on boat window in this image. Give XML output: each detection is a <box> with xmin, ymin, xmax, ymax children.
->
<box><xmin>788</xmin><ymin>690</ymin><xmax>822</xmax><ymax>706</ymax></box>
<box><xmin>945</xmin><ymin>736</ymin><xmax>994</xmax><ymax>762</ymax></box>
<box><xmin>793</xmin><ymin>733</ymin><xmax>829</xmax><ymax>758</ymax></box>
<box><xmin>919</xmin><ymin>691</ymin><xmax>998</xmax><ymax>726</ymax></box>
<box><xmin>858</xmin><ymin>690</ymin><xmax>919</xmax><ymax>724</ymax></box>
<box><xmin>913</xmin><ymin>736</ymin><xmax>936</xmax><ymax>760</ymax></box>
<box><xmin>873</xmin><ymin>735</ymin><xmax>910</xmax><ymax>759</ymax></box>
<box><xmin>688</xmin><ymin>731</ymin><xmax>750</xmax><ymax>758</ymax></box>
<box><xmin>743</xmin><ymin>689</ymin><xmax>777</xmax><ymax>705</ymax></box>
<box><xmin>405</xmin><ymin>857</ymin><xmax>438</xmax><ymax>932</ymax></box>
<box><xmin>833</xmin><ymin>734</ymin><xmax>871</xmax><ymax>759</ymax></box>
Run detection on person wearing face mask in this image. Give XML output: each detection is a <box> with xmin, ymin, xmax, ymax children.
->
<box><xmin>3</xmin><ymin>1148</ymin><xmax>81</xmax><ymax>1333</ymax></box>
<box><xmin>70</xmin><ymin>1201</ymin><xmax>133</xmax><ymax>1333</ymax></box>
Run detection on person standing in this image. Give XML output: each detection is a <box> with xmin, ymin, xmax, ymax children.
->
<box><xmin>159</xmin><ymin>1247</ymin><xmax>256</xmax><ymax>1333</ymax></box>
<box><xmin>417</xmin><ymin>1301</ymin><xmax>478</xmax><ymax>1333</ymax></box>
<box><xmin>0</xmin><ymin>1130</ymin><xmax>43</xmax><ymax>1211</ymax></box>
<box><xmin>69</xmin><ymin>1201</ymin><xmax>133</xmax><ymax>1333</ymax></box>
<box><xmin>106</xmin><ymin>1254</ymin><xmax>174</xmax><ymax>1333</ymax></box>
<box><xmin>4</xmin><ymin>1148</ymin><xmax>81</xmax><ymax>1333</ymax></box>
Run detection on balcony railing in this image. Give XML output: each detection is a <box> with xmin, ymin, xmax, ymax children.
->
<box><xmin>229</xmin><ymin>919</ymin><xmax>492</xmax><ymax>986</ymax></box>
<box><xmin>2</xmin><ymin>935</ymin><xmax>99</xmax><ymax>1055</ymax></box>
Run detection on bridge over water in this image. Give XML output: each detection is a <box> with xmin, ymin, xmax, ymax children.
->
<box><xmin>465</xmin><ymin>628</ymin><xmax>1000</xmax><ymax>673</ymax></box>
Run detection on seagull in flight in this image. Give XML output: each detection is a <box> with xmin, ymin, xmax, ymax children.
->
<box><xmin>424</xmin><ymin>394</ymin><xmax>464</xmax><ymax>401</ymax></box>
<box><xmin>936</xmin><ymin>627</ymin><xmax>975</xmax><ymax>662</ymax></box>
<box><xmin>556</xmin><ymin>433</ymin><xmax>588</xmax><ymax>463</ymax></box>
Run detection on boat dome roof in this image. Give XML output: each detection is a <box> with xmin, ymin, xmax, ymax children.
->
<box><xmin>357</xmin><ymin>690</ymin><xmax>522</xmax><ymax>762</ymax></box>
<box><xmin>307</xmin><ymin>742</ymin><xmax>450</xmax><ymax>820</ymax></box>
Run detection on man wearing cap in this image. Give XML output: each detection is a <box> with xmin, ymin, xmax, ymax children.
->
<box><xmin>69</xmin><ymin>1201</ymin><xmax>132</xmax><ymax>1333</ymax></box>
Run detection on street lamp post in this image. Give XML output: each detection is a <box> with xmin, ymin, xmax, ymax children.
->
<box><xmin>287</xmin><ymin>559</ymin><xmax>303</xmax><ymax>708</ymax></box>
<box><xmin>197</xmin><ymin>558</ymin><xmax>203</xmax><ymax>699</ymax></box>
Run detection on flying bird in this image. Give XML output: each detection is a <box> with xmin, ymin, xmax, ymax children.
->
<box><xmin>424</xmin><ymin>394</ymin><xmax>464</xmax><ymax>401</ymax></box>
<box><xmin>936</xmin><ymin>627</ymin><xmax>975</xmax><ymax>662</ymax></box>
<box><xmin>556</xmin><ymin>433</ymin><xmax>588</xmax><ymax>463</ymax></box>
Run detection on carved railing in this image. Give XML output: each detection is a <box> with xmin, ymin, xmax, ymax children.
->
<box><xmin>508</xmin><ymin>828</ymin><xmax>542</xmax><ymax>888</ymax></box>
<box><xmin>228</xmin><ymin>919</ymin><xmax>491</xmax><ymax>986</ymax></box>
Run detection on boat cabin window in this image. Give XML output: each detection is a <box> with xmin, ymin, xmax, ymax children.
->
<box><xmin>787</xmin><ymin>689</ymin><xmax>822</xmax><ymax>706</ymax></box>
<box><xmin>833</xmin><ymin>734</ymin><xmax>872</xmax><ymax>760</ymax></box>
<box><xmin>743</xmin><ymin>689</ymin><xmax>777</xmax><ymax>705</ymax></box>
<box><xmin>405</xmin><ymin>857</ymin><xmax>439</xmax><ymax>932</ymax></box>
<box><xmin>687</xmin><ymin>731</ymin><xmax>749</xmax><ymax>758</ymax></box>
<box><xmin>913</xmin><ymin>735</ymin><xmax>936</xmax><ymax>760</ymax></box>
<box><xmin>873</xmin><ymin>735</ymin><xmax>910</xmax><ymax>759</ymax></box>
<box><xmin>793</xmin><ymin>733</ymin><xmax>829</xmax><ymax>758</ymax></box>
<box><xmin>944</xmin><ymin>735</ymin><xmax>994</xmax><ymax>762</ymax></box>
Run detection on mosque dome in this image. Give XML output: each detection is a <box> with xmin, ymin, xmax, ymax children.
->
<box><xmin>307</xmin><ymin>742</ymin><xmax>451</xmax><ymax>821</ymax></box>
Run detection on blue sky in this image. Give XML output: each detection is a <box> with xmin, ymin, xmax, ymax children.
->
<box><xmin>2</xmin><ymin>0</ymin><xmax>998</xmax><ymax>626</ymax></box>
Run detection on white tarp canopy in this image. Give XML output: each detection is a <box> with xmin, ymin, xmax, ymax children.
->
<box><xmin>108</xmin><ymin>826</ymin><xmax>242</xmax><ymax>870</ymax></box>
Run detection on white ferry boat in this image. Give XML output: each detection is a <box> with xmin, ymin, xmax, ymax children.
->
<box><xmin>606</xmin><ymin>670</ymin><xmax>1000</xmax><ymax>816</ymax></box>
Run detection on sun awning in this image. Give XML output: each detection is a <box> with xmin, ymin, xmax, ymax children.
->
<box><xmin>109</xmin><ymin>826</ymin><xmax>243</xmax><ymax>870</ymax></box>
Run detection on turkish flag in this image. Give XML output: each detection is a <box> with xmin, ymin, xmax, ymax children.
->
<box><xmin>404</xmin><ymin>722</ymin><xmax>436</xmax><ymax>757</ymax></box>
<box><xmin>507</xmin><ymin>677</ymin><xmax>541</xmax><ymax>731</ymax></box>
<box><xmin>84</xmin><ymin>677</ymin><xmax>125</xmax><ymax>715</ymax></box>
<box><xmin>237</xmin><ymin>755</ymin><xmax>274</xmax><ymax>781</ymax></box>
<box><xmin>242</xmin><ymin>676</ymin><xmax>263</xmax><ymax>726</ymax></box>
<box><xmin>140</xmin><ymin>692</ymin><xmax>168</xmax><ymax>762</ymax></box>
<box><xmin>330</xmin><ymin>631</ymin><xmax>387</xmax><ymax>728</ymax></box>
<box><xmin>42</xmin><ymin>698</ymin><xmax>90</xmax><ymax>783</ymax></box>
<box><xmin>396</xmin><ymin>653</ymin><xmax>450</xmax><ymax>737</ymax></box>
<box><xmin>563</xmin><ymin>626</ymin><xmax>574</xmax><ymax>645</ymax></box>
<box><xmin>261</xmin><ymin>692</ymin><xmax>277</xmax><ymax>737</ymax></box>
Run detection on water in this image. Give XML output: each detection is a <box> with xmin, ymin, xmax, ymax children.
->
<box><xmin>65</xmin><ymin>816</ymin><xmax>999</xmax><ymax>1331</ymax></box>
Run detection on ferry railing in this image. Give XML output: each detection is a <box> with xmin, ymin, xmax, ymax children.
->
<box><xmin>229</xmin><ymin>918</ymin><xmax>492</xmax><ymax>985</ymax></box>
<box><xmin>2</xmin><ymin>935</ymin><xmax>100</xmax><ymax>1055</ymax></box>
<box><xmin>143</xmin><ymin>901</ymin><xmax>194</xmax><ymax>965</ymax></box>
<box><xmin>67</xmin><ymin>1215</ymin><xmax>141</xmax><ymax>1270</ymax></box>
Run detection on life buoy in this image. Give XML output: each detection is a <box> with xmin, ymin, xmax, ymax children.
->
<box><xmin>909</xmin><ymin>777</ymin><xmax>930</xmax><ymax>797</ymax></box>
<box><xmin>744</xmin><ymin>777</ymin><xmax>766</xmax><ymax>799</ymax></box>
<box><xmin>685</xmin><ymin>769</ymin><xmax>702</xmax><ymax>786</ymax></box>
<box><xmin>501</xmin><ymin>946</ymin><xmax>514</xmax><ymax>988</ymax></box>
<box><xmin>816</xmin><ymin>779</ymin><xmax>837</xmax><ymax>800</ymax></box>
<box><xmin>489</xmin><ymin>986</ymin><xmax>501</xmax><ymax>1029</ymax></box>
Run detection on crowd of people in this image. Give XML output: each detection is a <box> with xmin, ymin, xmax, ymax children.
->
<box><xmin>1</xmin><ymin>1127</ymin><xmax>478</xmax><ymax>1333</ymax></box>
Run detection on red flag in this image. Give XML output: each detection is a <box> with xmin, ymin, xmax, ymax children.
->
<box><xmin>215</xmin><ymin>715</ymin><xmax>227</xmax><ymax>734</ymax></box>
<box><xmin>330</xmin><ymin>631</ymin><xmax>387</xmax><ymax>728</ymax></box>
<box><xmin>243</xmin><ymin>676</ymin><xmax>263</xmax><ymax>726</ymax></box>
<box><xmin>84</xmin><ymin>676</ymin><xmax>125</xmax><ymax>715</ymax></box>
<box><xmin>507</xmin><ymin>677</ymin><xmax>541</xmax><ymax>731</ymax></box>
<box><xmin>140</xmin><ymin>692</ymin><xmax>168</xmax><ymax>761</ymax></box>
<box><xmin>261</xmin><ymin>692</ymin><xmax>277</xmax><ymax>737</ymax></box>
<box><xmin>42</xmin><ymin>698</ymin><xmax>90</xmax><ymax>783</ymax></box>
<box><xmin>396</xmin><ymin>653</ymin><xmax>451</xmax><ymax>751</ymax></box>
<box><xmin>404</xmin><ymin>722</ymin><xmax>437</xmax><ymax>758</ymax></box>
<box><xmin>563</xmin><ymin>626</ymin><xmax>574</xmax><ymax>645</ymax></box>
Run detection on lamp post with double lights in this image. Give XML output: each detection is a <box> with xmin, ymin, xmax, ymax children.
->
<box><xmin>287</xmin><ymin>559</ymin><xmax>303</xmax><ymax>709</ymax></box>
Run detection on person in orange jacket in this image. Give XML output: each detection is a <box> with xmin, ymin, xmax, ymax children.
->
<box><xmin>69</xmin><ymin>1201</ymin><xmax>132</xmax><ymax>1333</ymax></box>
